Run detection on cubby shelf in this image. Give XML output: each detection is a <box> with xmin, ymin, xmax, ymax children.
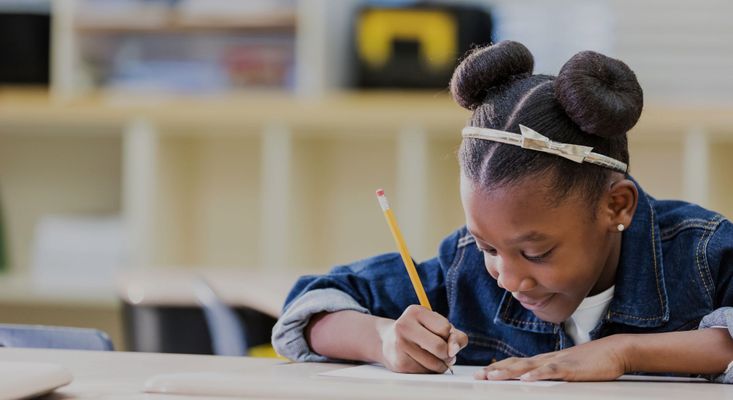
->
<box><xmin>1</xmin><ymin>90</ymin><xmax>732</xmax><ymax>277</ymax></box>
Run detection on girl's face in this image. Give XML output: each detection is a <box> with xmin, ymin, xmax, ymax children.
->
<box><xmin>460</xmin><ymin>174</ymin><xmax>621</xmax><ymax>324</ymax></box>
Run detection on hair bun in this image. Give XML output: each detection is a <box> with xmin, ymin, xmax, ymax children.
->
<box><xmin>450</xmin><ymin>41</ymin><xmax>534</xmax><ymax>111</ymax></box>
<box><xmin>555</xmin><ymin>51</ymin><xmax>643</xmax><ymax>138</ymax></box>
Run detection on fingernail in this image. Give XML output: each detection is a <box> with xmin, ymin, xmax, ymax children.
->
<box><xmin>520</xmin><ymin>372</ymin><xmax>533</xmax><ymax>381</ymax></box>
<box><xmin>449</xmin><ymin>342</ymin><xmax>460</xmax><ymax>357</ymax></box>
<box><xmin>473</xmin><ymin>370</ymin><xmax>485</xmax><ymax>380</ymax></box>
<box><xmin>448</xmin><ymin>356</ymin><xmax>457</xmax><ymax>366</ymax></box>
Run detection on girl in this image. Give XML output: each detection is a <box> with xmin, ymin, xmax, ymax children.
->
<box><xmin>271</xmin><ymin>41</ymin><xmax>733</xmax><ymax>382</ymax></box>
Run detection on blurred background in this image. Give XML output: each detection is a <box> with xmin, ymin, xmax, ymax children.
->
<box><xmin>0</xmin><ymin>0</ymin><xmax>731</xmax><ymax>355</ymax></box>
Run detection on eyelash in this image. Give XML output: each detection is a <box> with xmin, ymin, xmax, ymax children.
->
<box><xmin>522</xmin><ymin>249</ymin><xmax>553</xmax><ymax>263</ymax></box>
<box><xmin>476</xmin><ymin>245</ymin><xmax>553</xmax><ymax>263</ymax></box>
<box><xmin>482</xmin><ymin>248</ymin><xmax>497</xmax><ymax>256</ymax></box>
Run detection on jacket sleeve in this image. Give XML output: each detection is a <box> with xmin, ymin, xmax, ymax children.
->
<box><xmin>698</xmin><ymin>308</ymin><xmax>733</xmax><ymax>383</ymax></box>
<box><xmin>271</xmin><ymin>228</ymin><xmax>465</xmax><ymax>362</ymax></box>
<box><xmin>699</xmin><ymin>218</ymin><xmax>733</xmax><ymax>383</ymax></box>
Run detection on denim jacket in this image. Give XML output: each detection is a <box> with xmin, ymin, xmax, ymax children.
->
<box><xmin>272</xmin><ymin>179</ymin><xmax>733</xmax><ymax>382</ymax></box>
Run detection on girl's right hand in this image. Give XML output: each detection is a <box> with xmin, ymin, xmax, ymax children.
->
<box><xmin>376</xmin><ymin>305</ymin><xmax>469</xmax><ymax>373</ymax></box>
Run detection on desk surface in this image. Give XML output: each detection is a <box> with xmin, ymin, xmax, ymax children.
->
<box><xmin>1</xmin><ymin>348</ymin><xmax>732</xmax><ymax>400</ymax></box>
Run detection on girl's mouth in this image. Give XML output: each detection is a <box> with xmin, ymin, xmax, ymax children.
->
<box><xmin>514</xmin><ymin>293</ymin><xmax>554</xmax><ymax>311</ymax></box>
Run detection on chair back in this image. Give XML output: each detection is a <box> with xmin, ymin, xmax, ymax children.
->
<box><xmin>193</xmin><ymin>277</ymin><xmax>247</xmax><ymax>356</ymax></box>
<box><xmin>0</xmin><ymin>324</ymin><xmax>114</xmax><ymax>351</ymax></box>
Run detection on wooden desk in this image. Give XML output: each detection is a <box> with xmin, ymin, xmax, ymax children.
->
<box><xmin>1</xmin><ymin>348</ymin><xmax>731</xmax><ymax>399</ymax></box>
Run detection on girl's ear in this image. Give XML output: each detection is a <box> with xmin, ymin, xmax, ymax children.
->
<box><xmin>603</xmin><ymin>178</ymin><xmax>638</xmax><ymax>232</ymax></box>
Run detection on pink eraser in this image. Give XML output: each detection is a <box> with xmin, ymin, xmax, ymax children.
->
<box><xmin>376</xmin><ymin>188</ymin><xmax>385</xmax><ymax>197</ymax></box>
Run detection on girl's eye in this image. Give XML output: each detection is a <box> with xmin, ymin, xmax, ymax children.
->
<box><xmin>477</xmin><ymin>244</ymin><xmax>498</xmax><ymax>256</ymax></box>
<box><xmin>522</xmin><ymin>249</ymin><xmax>553</xmax><ymax>263</ymax></box>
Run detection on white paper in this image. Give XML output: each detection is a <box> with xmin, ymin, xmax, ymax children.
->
<box><xmin>321</xmin><ymin>365</ymin><xmax>708</xmax><ymax>385</ymax></box>
<box><xmin>319</xmin><ymin>365</ymin><xmax>565</xmax><ymax>387</ymax></box>
<box><xmin>616</xmin><ymin>375</ymin><xmax>708</xmax><ymax>383</ymax></box>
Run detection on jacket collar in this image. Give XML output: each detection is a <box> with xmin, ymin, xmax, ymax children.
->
<box><xmin>494</xmin><ymin>178</ymin><xmax>669</xmax><ymax>333</ymax></box>
<box><xmin>605</xmin><ymin>178</ymin><xmax>669</xmax><ymax>327</ymax></box>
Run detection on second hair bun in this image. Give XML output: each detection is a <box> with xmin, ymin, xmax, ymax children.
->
<box><xmin>555</xmin><ymin>51</ymin><xmax>643</xmax><ymax>138</ymax></box>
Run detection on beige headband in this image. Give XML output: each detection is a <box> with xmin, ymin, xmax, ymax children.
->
<box><xmin>461</xmin><ymin>125</ymin><xmax>628</xmax><ymax>173</ymax></box>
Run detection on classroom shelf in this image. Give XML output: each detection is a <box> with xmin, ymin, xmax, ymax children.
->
<box><xmin>0</xmin><ymin>89</ymin><xmax>466</xmax><ymax>133</ymax></box>
<box><xmin>74</xmin><ymin>13</ymin><xmax>297</xmax><ymax>34</ymax></box>
<box><xmin>5</xmin><ymin>89</ymin><xmax>733</xmax><ymax>139</ymax></box>
<box><xmin>50</xmin><ymin>0</ymin><xmax>354</xmax><ymax>100</ymax></box>
<box><xmin>1</xmin><ymin>89</ymin><xmax>733</xmax><ymax>279</ymax></box>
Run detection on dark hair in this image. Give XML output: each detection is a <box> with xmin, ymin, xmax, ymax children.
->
<box><xmin>450</xmin><ymin>41</ymin><xmax>643</xmax><ymax>207</ymax></box>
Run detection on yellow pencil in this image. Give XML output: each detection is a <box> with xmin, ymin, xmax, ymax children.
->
<box><xmin>376</xmin><ymin>189</ymin><xmax>454</xmax><ymax>375</ymax></box>
<box><xmin>376</xmin><ymin>189</ymin><xmax>432</xmax><ymax>310</ymax></box>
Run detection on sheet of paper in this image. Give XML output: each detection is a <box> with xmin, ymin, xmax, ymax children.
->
<box><xmin>319</xmin><ymin>365</ymin><xmax>565</xmax><ymax>387</ymax></box>
<box><xmin>320</xmin><ymin>365</ymin><xmax>708</xmax><ymax>385</ymax></box>
<box><xmin>616</xmin><ymin>374</ymin><xmax>708</xmax><ymax>383</ymax></box>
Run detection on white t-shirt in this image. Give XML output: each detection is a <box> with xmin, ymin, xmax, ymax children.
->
<box><xmin>563</xmin><ymin>285</ymin><xmax>615</xmax><ymax>345</ymax></box>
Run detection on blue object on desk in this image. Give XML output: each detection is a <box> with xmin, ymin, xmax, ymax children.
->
<box><xmin>0</xmin><ymin>324</ymin><xmax>114</xmax><ymax>351</ymax></box>
<box><xmin>193</xmin><ymin>278</ymin><xmax>247</xmax><ymax>356</ymax></box>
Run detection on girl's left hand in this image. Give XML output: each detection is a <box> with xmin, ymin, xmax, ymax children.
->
<box><xmin>474</xmin><ymin>335</ymin><xmax>631</xmax><ymax>382</ymax></box>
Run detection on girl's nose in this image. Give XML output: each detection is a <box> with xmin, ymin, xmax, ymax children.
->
<box><xmin>497</xmin><ymin>275</ymin><xmax>537</xmax><ymax>293</ymax></box>
<box><xmin>494</xmin><ymin>258</ymin><xmax>537</xmax><ymax>293</ymax></box>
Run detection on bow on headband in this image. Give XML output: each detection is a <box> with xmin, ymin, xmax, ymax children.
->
<box><xmin>461</xmin><ymin>125</ymin><xmax>628</xmax><ymax>174</ymax></box>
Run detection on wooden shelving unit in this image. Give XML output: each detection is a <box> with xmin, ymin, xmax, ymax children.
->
<box><xmin>50</xmin><ymin>0</ymin><xmax>353</xmax><ymax>100</ymax></box>
<box><xmin>1</xmin><ymin>90</ymin><xmax>732</xmax><ymax>275</ymax></box>
<box><xmin>0</xmin><ymin>89</ymin><xmax>470</xmax><ymax>272</ymax></box>
<box><xmin>73</xmin><ymin>13</ymin><xmax>298</xmax><ymax>34</ymax></box>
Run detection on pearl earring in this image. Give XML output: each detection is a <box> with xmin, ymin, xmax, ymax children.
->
<box><xmin>617</xmin><ymin>224</ymin><xmax>625</xmax><ymax>232</ymax></box>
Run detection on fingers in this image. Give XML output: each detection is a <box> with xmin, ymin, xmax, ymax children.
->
<box><xmin>475</xmin><ymin>357</ymin><xmax>537</xmax><ymax>380</ymax></box>
<box><xmin>407</xmin><ymin>307</ymin><xmax>469</xmax><ymax>360</ymax></box>
<box><xmin>387</xmin><ymin>350</ymin><xmax>433</xmax><ymax>374</ymax></box>
<box><xmin>406</xmin><ymin>305</ymin><xmax>452</xmax><ymax>340</ymax></box>
<box><xmin>388</xmin><ymin>325</ymin><xmax>450</xmax><ymax>373</ymax></box>
<box><xmin>474</xmin><ymin>354</ymin><xmax>565</xmax><ymax>381</ymax></box>
<box><xmin>396</xmin><ymin>309</ymin><xmax>450</xmax><ymax>360</ymax></box>
<box><xmin>518</xmin><ymin>363</ymin><xmax>565</xmax><ymax>381</ymax></box>
<box><xmin>447</xmin><ymin>327</ymin><xmax>469</xmax><ymax>358</ymax></box>
<box><xmin>472</xmin><ymin>340</ymin><xmax>625</xmax><ymax>382</ymax></box>
<box><xmin>403</xmin><ymin>340</ymin><xmax>451</xmax><ymax>373</ymax></box>
<box><xmin>390</xmin><ymin>305</ymin><xmax>468</xmax><ymax>374</ymax></box>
